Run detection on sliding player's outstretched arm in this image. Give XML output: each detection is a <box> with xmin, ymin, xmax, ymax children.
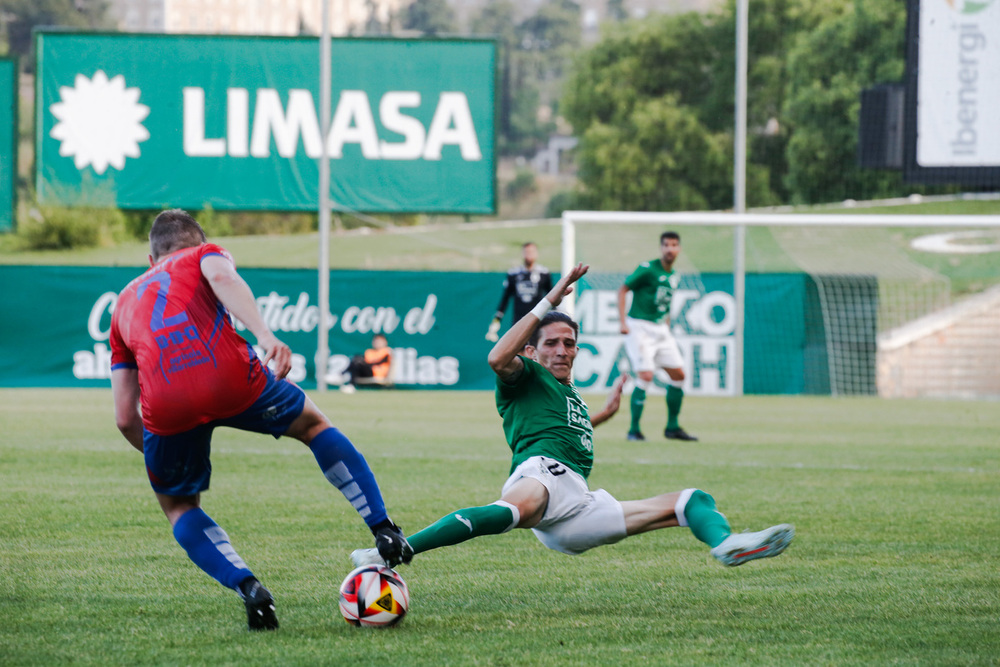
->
<box><xmin>487</xmin><ymin>263</ymin><xmax>589</xmax><ymax>382</ymax></box>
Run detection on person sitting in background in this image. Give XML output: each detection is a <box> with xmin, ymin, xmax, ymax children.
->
<box><xmin>341</xmin><ymin>334</ymin><xmax>392</xmax><ymax>393</ymax></box>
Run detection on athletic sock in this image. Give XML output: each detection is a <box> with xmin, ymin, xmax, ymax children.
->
<box><xmin>666</xmin><ymin>385</ymin><xmax>684</xmax><ymax>431</ymax></box>
<box><xmin>309</xmin><ymin>427</ymin><xmax>388</xmax><ymax>530</ymax></box>
<box><xmin>676</xmin><ymin>489</ymin><xmax>731</xmax><ymax>548</ymax></box>
<box><xmin>407</xmin><ymin>502</ymin><xmax>518</xmax><ymax>555</ymax></box>
<box><xmin>173</xmin><ymin>508</ymin><xmax>254</xmax><ymax>590</ymax></box>
<box><xmin>629</xmin><ymin>387</ymin><xmax>646</xmax><ymax>433</ymax></box>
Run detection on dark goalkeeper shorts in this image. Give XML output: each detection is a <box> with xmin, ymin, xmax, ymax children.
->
<box><xmin>142</xmin><ymin>373</ymin><xmax>307</xmax><ymax>496</ymax></box>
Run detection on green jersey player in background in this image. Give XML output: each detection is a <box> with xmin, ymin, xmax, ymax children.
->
<box><xmin>618</xmin><ymin>231</ymin><xmax>697</xmax><ymax>442</ymax></box>
<box><xmin>352</xmin><ymin>263</ymin><xmax>794</xmax><ymax>568</ymax></box>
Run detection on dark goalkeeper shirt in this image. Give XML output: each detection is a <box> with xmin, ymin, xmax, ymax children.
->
<box><xmin>494</xmin><ymin>265</ymin><xmax>553</xmax><ymax>322</ymax></box>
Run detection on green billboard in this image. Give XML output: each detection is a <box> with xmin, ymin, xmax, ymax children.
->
<box><xmin>0</xmin><ymin>266</ymin><xmax>869</xmax><ymax>395</ymax></box>
<box><xmin>0</xmin><ymin>58</ymin><xmax>16</xmax><ymax>231</ymax></box>
<box><xmin>35</xmin><ymin>33</ymin><xmax>496</xmax><ymax>213</ymax></box>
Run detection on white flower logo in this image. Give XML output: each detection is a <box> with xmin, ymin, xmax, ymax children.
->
<box><xmin>50</xmin><ymin>70</ymin><xmax>150</xmax><ymax>175</ymax></box>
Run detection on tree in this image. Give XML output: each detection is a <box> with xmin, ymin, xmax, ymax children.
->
<box><xmin>563</xmin><ymin>13</ymin><xmax>716</xmax><ymax>132</ymax></box>
<box><xmin>606</xmin><ymin>0</ymin><xmax>628</xmax><ymax>22</ymax></box>
<box><xmin>563</xmin><ymin>12</ymin><xmax>735</xmax><ymax>211</ymax></box>
<box><xmin>518</xmin><ymin>0</ymin><xmax>582</xmax><ymax>72</ymax></box>
<box><xmin>574</xmin><ymin>96</ymin><xmax>732</xmax><ymax>211</ymax></box>
<box><xmin>561</xmin><ymin>0</ymin><xmax>912</xmax><ymax>210</ymax></box>
<box><xmin>470</xmin><ymin>1</ymin><xmax>523</xmax><ymax>154</ymax></box>
<box><xmin>401</xmin><ymin>0</ymin><xmax>456</xmax><ymax>36</ymax></box>
<box><xmin>783</xmin><ymin>0</ymin><xmax>908</xmax><ymax>203</ymax></box>
<box><xmin>691</xmin><ymin>0</ymin><xmax>841</xmax><ymax>202</ymax></box>
<box><xmin>469</xmin><ymin>0</ymin><xmax>579</xmax><ymax>156</ymax></box>
<box><xmin>1</xmin><ymin>0</ymin><xmax>113</xmax><ymax>69</ymax></box>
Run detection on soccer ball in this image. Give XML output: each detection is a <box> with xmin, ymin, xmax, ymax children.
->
<box><xmin>338</xmin><ymin>564</ymin><xmax>409</xmax><ymax>627</ymax></box>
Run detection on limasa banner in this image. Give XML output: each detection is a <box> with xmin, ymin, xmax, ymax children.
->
<box><xmin>35</xmin><ymin>33</ymin><xmax>496</xmax><ymax>213</ymax></box>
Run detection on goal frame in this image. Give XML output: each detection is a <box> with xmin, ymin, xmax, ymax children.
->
<box><xmin>560</xmin><ymin>210</ymin><xmax>1000</xmax><ymax>396</ymax></box>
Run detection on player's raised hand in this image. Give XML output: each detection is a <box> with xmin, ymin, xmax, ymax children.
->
<box><xmin>545</xmin><ymin>262</ymin><xmax>589</xmax><ymax>308</ymax></box>
<box><xmin>259</xmin><ymin>334</ymin><xmax>293</xmax><ymax>379</ymax></box>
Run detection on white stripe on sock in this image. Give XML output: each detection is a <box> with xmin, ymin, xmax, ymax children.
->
<box><xmin>203</xmin><ymin>526</ymin><xmax>248</xmax><ymax>569</ymax></box>
<box><xmin>491</xmin><ymin>500</ymin><xmax>520</xmax><ymax>533</ymax></box>
<box><xmin>674</xmin><ymin>488</ymin><xmax>697</xmax><ymax>527</ymax></box>
<box><xmin>323</xmin><ymin>461</ymin><xmax>352</xmax><ymax>487</ymax></box>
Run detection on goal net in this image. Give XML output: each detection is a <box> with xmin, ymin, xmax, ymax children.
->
<box><xmin>562</xmin><ymin>209</ymin><xmax>1000</xmax><ymax>399</ymax></box>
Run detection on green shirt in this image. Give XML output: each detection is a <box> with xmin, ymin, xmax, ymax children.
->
<box><xmin>624</xmin><ymin>258</ymin><xmax>680</xmax><ymax>323</ymax></box>
<box><xmin>495</xmin><ymin>357</ymin><xmax>595</xmax><ymax>479</ymax></box>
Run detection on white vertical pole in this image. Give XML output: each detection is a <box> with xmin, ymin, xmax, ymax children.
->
<box><xmin>317</xmin><ymin>0</ymin><xmax>332</xmax><ymax>392</ymax></box>
<box><xmin>561</xmin><ymin>212</ymin><xmax>576</xmax><ymax>316</ymax></box>
<box><xmin>733</xmin><ymin>0</ymin><xmax>748</xmax><ymax>397</ymax></box>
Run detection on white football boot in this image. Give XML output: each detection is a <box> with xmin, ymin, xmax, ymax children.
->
<box><xmin>350</xmin><ymin>547</ymin><xmax>387</xmax><ymax>568</ymax></box>
<box><xmin>711</xmin><ymin>523</ymin><xmax>795</xmax><ymax>566</ymax></box>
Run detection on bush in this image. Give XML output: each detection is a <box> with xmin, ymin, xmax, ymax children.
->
<box><xmin>122</xmin><ymin>210</ymin><xmax>157</xmax><ymax>241</ymax></box>
<box><xmin>121</xmin><ymin>209</ymin><xmax>318</xmax><ymax>240</ymax></box>
<box><xmin>228</xmin><ymin>211</ymin><xmax>316</xmax><ymax>235</ymax></box>
<box><xmin>544</xmin><ymin>190</ymin><xmax>581</xmax><ymax>218</ymax></box>
<box><xmin>195</xmin><ymin>206</ymin><xmax>233</xmax><ymax>238</ymax></box>
<box><xmin>505</xmin><ymin>168</ymin><xmax>537</xmax><ymax>201</ymax></box>
<box><xmin>19</xmin><ymin>207</ymin><xmax>125</xmax><ymax>250</ymax></box>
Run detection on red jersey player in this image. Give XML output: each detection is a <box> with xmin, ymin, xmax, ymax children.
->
<box><xmin>110</xmin><ymin>209</ymin><xmax>412</xmax><ymax>631</ymax></box>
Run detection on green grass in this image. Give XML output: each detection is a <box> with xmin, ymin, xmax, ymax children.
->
<box><xmin>2</xmin><ymin>389</ymin><xmax>998</xmax><ymax>665</ymax></box>
<box><xmin>1</xmin><ymin>198</ymin><xmax>998</xmax><ymax>274</ymax></box>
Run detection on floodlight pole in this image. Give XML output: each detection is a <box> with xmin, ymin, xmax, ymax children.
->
<box><xmin>733</xmin><ymin>0</ymin><xmax>748</xmax><ymax>397</ymax></box>
<box><xmin>317</xmin><ymin>0</ymin><xmax>332</xmax><ymax>392</ymax></box>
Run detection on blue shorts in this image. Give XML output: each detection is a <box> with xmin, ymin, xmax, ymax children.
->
<box><xmin>143</xmin><ymin>373</ymin><xmax>307</xmax><ymax>496</ymax></box>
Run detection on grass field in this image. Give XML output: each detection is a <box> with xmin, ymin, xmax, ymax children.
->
<box><xmin>2</xmin><ymin>389</ymin><xmax>998</xmax><ymax>666</ymax></box>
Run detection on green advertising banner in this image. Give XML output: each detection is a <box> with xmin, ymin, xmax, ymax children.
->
<box><xmin>35</xmin><ymin>33</ymin><xmax>496</xmax><ymax>213</ymax></box>
<box><xmin>0</xmin><ymin>266</ymin><xmax>501</xmax><ymax>390</ymax></box>
<box><xmin>0</xmin><ymin>58</ymin><xmax>16</xmax><ymax>231</ymax></box>
<box><xmin>0</xmin><ymin>266</ymin><xmax>866</xmax><ymax>395</ymax></box>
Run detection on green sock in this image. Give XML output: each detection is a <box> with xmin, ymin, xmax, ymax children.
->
<box><xmin>407</xmin><ymin>503</ymin><xmax>516</xmax><ymax>555</ymax></box>
<box><xmin>629</xmin><ymin>387</ymin><xmax>646</xmax><ymax>433</ymax></box>
<box><xmin>681</xmin><ymin>490</ymin><xmax>731</xmax><ymax>548</ymax></box>
<box><xmin>666</xmin><ymin>385</ymin><xmax>684</xmax><ymax>430</ymax></box>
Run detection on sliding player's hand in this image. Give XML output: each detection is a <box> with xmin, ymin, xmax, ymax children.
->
<box><xmin>546</xmin><ymin>263</ymin><xmax>589</xmax><ymax>309</ymax></box>
<box><xmin>604</xmin><ymin>374</ymin><xmax>626</xmax><ymax>415</ymax></box>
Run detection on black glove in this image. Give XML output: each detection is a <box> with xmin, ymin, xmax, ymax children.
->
<box><xmin>374</xmin><ymin>521</ymin><xmax>414</xmax><ymax>568</ymax></box>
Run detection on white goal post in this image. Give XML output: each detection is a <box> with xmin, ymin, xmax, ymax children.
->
<box><xmin>561</xmin><ymin>210</ymin><xmax>1000</xmax><ymax>398</ymax></box>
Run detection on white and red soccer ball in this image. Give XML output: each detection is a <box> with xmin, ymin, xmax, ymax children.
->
<box><xmin>338</xmin><ymin>564</ymin><xmax>409</xmax><ymax>627</ymax></box>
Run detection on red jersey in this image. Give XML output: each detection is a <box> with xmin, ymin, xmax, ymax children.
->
<box><xmin>110</xmin><ymin>243</ymin><xmax>268</xmax><ymax>435</ymax></box>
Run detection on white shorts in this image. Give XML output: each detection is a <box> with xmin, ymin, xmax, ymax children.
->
<box><xmin>624</xmin><ymin>317</ymin><xmax>684</xmax><ymax>373</ymax></box>
<box><xmin>501</xmin><ymin>456</ymin><xmax>627</xmax><ymax>556</ymax></box>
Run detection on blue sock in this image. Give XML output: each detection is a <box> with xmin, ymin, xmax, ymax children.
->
<box><xmin>309</xmin><ymin>427</ymin><xmax>388</xmax><ymax>530</ymax></box>
<box><xmin>173</xmin><ymin>508</ymin><xmax>253</xmax><ymax>590</ymax></box>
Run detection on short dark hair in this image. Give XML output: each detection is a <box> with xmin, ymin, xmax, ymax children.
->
<box><xmin>528</xmin><ymin>310</ymin><xmax>578</xmax><ymax>347</ymax></box>
<box><xmin>522</xmin><ymin>241</ymin><xmax>537</xmax><ymax>249</ymax></box>
<box><xmin>661</xmin><ymin>231</ymin><xmax>680</xmax><ymax>244</ymax></box>
<box><xmin>149</xmin><ymin>209</ymin><xmax>207</xmax><ymax>261</ymax></box>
